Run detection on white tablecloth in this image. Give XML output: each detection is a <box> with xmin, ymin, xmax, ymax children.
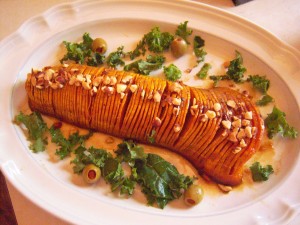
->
<box><xmin>1</xmin><ymin>0</ymin><xmax>299</xmax><ymax>224</ymax></box>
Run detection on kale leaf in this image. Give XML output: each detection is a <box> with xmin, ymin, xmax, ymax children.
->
<box><xmin>247</xmin><ymin>75</ymin><xmax>270</xmax><ymax>94</ymax></box>
<box><xmin>135</xmin><ymin>153</ymin><xmax>193</xmax><ymax>208</ymax></box>
<box><xmin>163</xmin><ymin>64</ymin><xmax>182</xmax><ymax>81</ymax></box>
<box><xmin>226</xmin><ymin>51</ymin><xmax>247</xmax><ymax>83</ymax></box>
<box><xmin>196</xmin><ymin>63</ymin><xmax>212</xmax><ymax>79</ymax></box>
<box><xmin>71</xmin><ymin>145</ymin><xmax>112</xmax><ymax>174</ymax></box>
<box><xmin>256</xmin><ymin>94</ymin><xmax>274</xmax><ymax>106</ymax></box>
<box><xmin>265</xmin><ymin>106</ymin><xmax>298</xmax><ymax>139</ymax></box>
<box><xmin>60</xmin><ymin>33</ymin><xmax>105</xmax><ymax>67</ymax></box>
<box><xmin>250</xmin><ymin>162</ymin><xmax>274</xmax><ymax>181</ymax></box>
<box><xmin>15</xmin><ymin>111</ymin><xmax>48</xmax><ymax>152</ymax></box>
<box><xmin>49</xmin><ymin>126</ymin><xmax>93</xmax><ymax>159</ymax></box>
<box><xmin>124</xmin><ymin>55</ymin><xmax>165</xmax><ymax>75</ymax></box>
<box><xmin>193</xmin><ymin>36</ymin><xmax>207</xmax><ymax>64</ymax></box>
<box><xmin>129</xmin><ymin>27</ymin><xmax>174</xmax><ymax>59</ymax></box>
<box><xmin>144</xmin><ymin>27</ymin><xmax>174</xmax><ymax>53</ymax></box>
<box><xmin>175</xmin><ymin>21</ymin><xmax>193</xmax><ymax>44</ymax></box>
<box><xmin>106</xmin><ymin>46</ymin><xmax>125</xmax><ymax>68</ymax></box>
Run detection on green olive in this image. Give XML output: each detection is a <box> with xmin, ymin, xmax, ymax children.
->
<box><xmin>92</xmin><ymin>38</ymin><xmax>107</xmax><ymax>54</ymax></box>
<box><xmin>82</xmin><ymin>164</ymin><xmax>101</xmax><ymax>184</ymax></box>
<box><xmin>170</xmin><ymin>37</ymin><xmax>188</xmax><ymax>58</ymax></box>
<box><xmin>184</xmin><ymin>184</ymin><xmax>204</xmax><ymax>206</ymax></box>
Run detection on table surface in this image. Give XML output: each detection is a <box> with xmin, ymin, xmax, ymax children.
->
<box><xmin>0</xmin><ymin>0</ymin><xmax>299</xmax><ymax>224</ymax></box>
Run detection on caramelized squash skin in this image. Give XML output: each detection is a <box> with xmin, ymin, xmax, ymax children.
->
<box><xmin>26</xmin><ymin>64</ymin><xmax>264</xmax><ymax>186</ymax></box>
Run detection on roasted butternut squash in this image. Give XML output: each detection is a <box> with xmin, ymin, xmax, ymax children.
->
<box><xmin>25</xmin><ymin>64</ymin><xmax>264</xmax><ymax>186</ymax></box>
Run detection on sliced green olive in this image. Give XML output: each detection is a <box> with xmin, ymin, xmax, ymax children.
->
<box><xmin>92</xmin><ymin>38</ymin><xmax>107</xmax><ymax>54</ymax></box>
<box><xmin>82</xmin><ymin>164</ymin><xmax>101</xmax><ymax>184</ymax></box>
<box><xmin>170</xmin><ymin>37</ymin><xmax>188</xmax><ymax>58</ymax></box>
<box><xmin>184</xmin><ymin>184</ymin><xmax>204</xmax><ymax>206</ymax></box>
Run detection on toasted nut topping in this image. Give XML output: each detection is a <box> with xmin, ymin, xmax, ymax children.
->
<box><xmin>221</xmin><ymin>130</ymin><xmax>228</xmax><ymax>136</ymax></box>
<box><xmin>147</xmin><ymin>90</ymin><xmax>153</xmax><ymax>100</ymax></box>
<box><xmin>232</xmin><ymin>119</ymin><xmax>241</xmax><ymax>128</ymax></box>
<box><xmin>105</xmin><ymin>86</ymin><xmax>114</xmax><ymax>95</ymax></box>
<box><xmin>218</xmin><ymin>184</ymin><xmax>232</xmax><ymax>192</ymax></box>
<box><xmin>153</xmin><ymin>91</ymin><xmax>161</xmax><ymax>103</ymax></box>
<box><xmin>213</xmin><ymin>103</ymin><xmax>222</xmax><ymax>112</ymax></box>
<box><xmin>44</xmin><ymin>69</ymin><xmax>54</xmax><ymax>80</ymax></box>
<box><xmin>240</xmin><ymin>139</ymin><xmax>247</xmax><ymax>148</ymax></box>
<box><xmin>105</xmin><ymin>136</ymin><xmax>114</xmax><ymax>144</ymax></box>
<box><xmin>103</xmin><ymin>76</ymin><xmax>111</xmax><ymax>85</ymax></box>
<box><xmin>55</xmin><ymin>76</ymin><xmax>66</xmax><ymax>85</ymax></box>
<box><xmin>190</xmin><ymin>105</ymin><xmax>198</xmax><ymax>116</ymax></box>
<box><xmin>233</xmin><ymin>147</ymin><xmax>242</xmax><ymax>154</ymax></box>
<box><xmin>173</xmin><ymin>107</ymin><xmax>180</xmax><ymax>116</ymax></box>
<box><xmin>200</xmin><ymin>114</ymin><xmax>208</xmax><ymax>122</ymax></box>
<box><xmin>222</xmin><ymin>120</ymin><xmax>231</xmax><ymax>130</ymax></box>
<box><xmin>62</xmin><ymin>63</ymin><xmax>69</xmax><ymax>68</ymax></box>
<box><xmin>120</xmin><ymin>92</ymin><xmax>125</xmax><ymax>99</ymax></box>
<box><xmin>242</xmin><ymin>119</ymin><xmax>251</xmax><ymax>127</ymax></box>
<box><xmin>237</xmin><ymin>128</ymin><xmax>245</xmax><ymax>140</ymax></box>
<box><xmin>76</xmin><ymin>74</ymin><xmax>85</xmax><ymax>82</ymax></box>
<box><xmin>82</xmin><ymin>81</ymin><xmax>91</xmax><ymax>90</ymax></box>
<box><xmin>227</xmin><ymin>100</ymin><xmax>236</xmax><ymax>109</ymax></box>
<box><xmin>129</xmin><ymin>84</ymin><xmax>138</xmax><ymax>93</ymax></box>
<box><xmin>173</xmin><ymin>124</ymin><xmax>181</xmax><ymax>133</ymax></box>
<box><xmin>92</xmin><ymin>76</ymin><xmax>102</xmax><ymax>87</ymax></box>
<box><xmin>116</xmin><ymin>84</ymin><xmax>127</xmax><ymax>93</ymax></box>
<box><xmin>50</xmin><ymin>82</ymin><xmax>59</xmax><ymax>89</ymax></box>
<box><xmin>244</xmin><ymin>111</ymin><xmax>253</xmax><ymax>120</ymax></box>
<box><xmin>86</xmin><ymin>74</ymin><xmax>92</xmax><ymax>84</ymax></box>
<box><xmin>172</xmin><ymin>97</ymin><xmax>182</xmax><ymax>106</ymax></box>
<box><xmin>69</xmin><ymin>76</ymin><xmax>77</xmax><ymax>85</ymax></box>
<box><xmin>169</xmin><ymin>82</ymin><xmax>183</xmax><ymax>93</ymax></box>
<box><xmin>153</xmin><ymin>117</ymin><xmax>162</xmax><ymax>127</ymax></box>
<box><xmin>122</xmin><ymin>75</ymin><xmax>133</xmax><ymax>84</ymax></box>
<box><xmin>110</xmin><ymin>76</ymin><xmax>117</xmax><ymax>85</ymax></box>
<box><xmin>228</xmin><ymin>129</ymin><xmax>238</xmax><ymax>142</ymax></box>
<box><xmin>101</xmin><ymin>86</ymin><xmax>107</xmax><ymax>92</ymax></box>
<box><xmin>92</xmin><ymin>86</ymin><xmax>97</xmax><ymax>93</ymax></box>
<box><xmin>141</xmin><ymin>89</ymin><xmax>145</xmax><ymax>98</ymax></box>
<box><xmin>251</xmin><ymin>127</ymin><xmax>257</xmax><ymax>136</ymax></box>
<box><xmin>245</xmin><ymin>126</ymin><xmax>252</xmax><ymax>138</ymax></box>
<box><xmin>206</xmin><ymin>110</ymin><xmax>216</xmax><ymax>119</ymax></box>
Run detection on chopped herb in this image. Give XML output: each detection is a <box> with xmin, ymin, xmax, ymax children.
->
<box><xmin>128</xmin><ymin>39</ymin><xmax>147</xmax><ymax>60</ymax></box>
<box><xmin>209</xmin><ymin>75</ymin><xmax>228</xmax><ymax>86</ymax></box>
<box><xmin>135</xmin><ymin>153</ymin><xmax>194</xmax><ymax>208</ymax></box>
<box><xmin>163</xmin><ymin>64</ymin><xmax>182</xmax><ymax>81</ymax></box>
<box><xmin>60</xmin><ymin>33</ymin><xmax>105</xmax><ymax>67</ymax></box>
<box><xmin>256</xmin><ymin>94</ymin><xmax>274</xmax><ymax>106</ymax></box>
<box><xmin>106</xmin><ymin>46</ymin><xmax>125</xmax><ymax>68</ymax></box>
<box><xmin>115</xmin><ymin>140</ymin><xmax>147</xmax><ymax>167</ymax></box>
<box><xmin>49</xmin><ymin>125</ymin><xmax>93</xmax><ymax>159</ymax></box>
<box><xmin>144</xmin><ymin>27</ymin><xmax>174</xmax><ymax>53</ymax></box>
<box><xmin>148</xmin><ymin>129</ymin><xmax>156</xmax><ymax>144</ymax></box>
<box><xmin>250</xmin><ymin>162</ymin><xmax>274</xmax><ymax>181</ymax></box>
<box><xmin>193</xmin><ymin>36</ymin><xmax>207</xmax><ymax>64</ymax></box>
<box><xmin>265</xmin><ymin>106</ymin><xmax>298</xmax><ymax>139</ymax></box>
<box><xmin>130</xmin><ymin>27</ymin><xmax>174</xmax><ymax>59</ymax></box>
<box><xmin>196</xmin><ymin>63</ymin><xmax>212</xmax><ymax>79</ymax></box>
<box><xmin>116</xmin><ymin>141</ymin><xmax>194</xmax><ymax>208</ymax></box>
<box><xmin>247</xmin><ymin>75</ymin><xmax>270</xmax><ymax>94</ymax></box>
<box><xmin>124</xmin><ymin>55</ymin><xmax>165</xmax><ymax>75</ymax></box>
<box><xmin>175</xmin><ymin>21</ymin><xmax>193</xmax><ymax>44</ymax></box>
<box><xmin>226</xmin><ymin>51</ymin><xmax>247</xmax><ymax>83</ymax></box>
<box><xmin>71</xmin><ymin>145</ymin><xmax>112</xmax><ymax>174</ymax></box>
<box><xmin>15</xmin><ymin>112</ymin><xmax>48</xmax><ymax>152</ymax></box>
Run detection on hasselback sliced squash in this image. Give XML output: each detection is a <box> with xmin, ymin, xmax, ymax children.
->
<box><xmin>25</xmin><ymin>64</ymin><xmax>264</xmax><ymax>186</ymax></box>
